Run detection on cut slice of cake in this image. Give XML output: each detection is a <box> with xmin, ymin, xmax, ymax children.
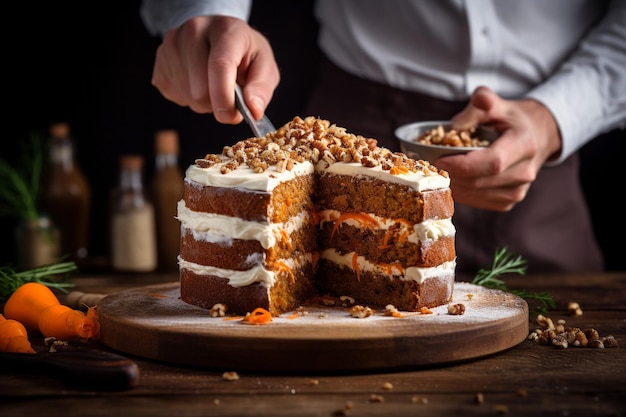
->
<box><xmin>176</xmin><ymin>116</ymin><xmax>455</xmax><ymax>315</ymax></box>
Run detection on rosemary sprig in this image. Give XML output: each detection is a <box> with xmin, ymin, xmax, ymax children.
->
<box><xmin>472</xmin><ymin>248</ymin><xmax>555</xmax><ymax>316</ymax></box>
<box><xmin>0</xmin><ymin>132</ymin><xmax>45</xmax><ymax>220</ymax></box>
<box><xmin>0</xmin><ymin>261</ymin><xmax>77</xmax><ymax>304</ymax></box>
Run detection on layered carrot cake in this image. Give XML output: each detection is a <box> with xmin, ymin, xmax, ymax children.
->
<box><xmin>177</xmin><ymin>116</ymin><xmax>456</xmax><ymax>315</ymax></box>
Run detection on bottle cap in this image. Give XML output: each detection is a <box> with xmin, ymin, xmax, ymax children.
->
<box><xmin>49</xmin><ymin>122</ymin><xmax>70</xmax><ymax>140</ymax></box>
<box><xmin>155</xmin><ymin>130</ymin><xmax>179</xmax><ymax>155</ymax></box>
<box><xmin>120</xmin><ymin>155</ymin><xmax>144</xmax><ymax>169</ymax></box>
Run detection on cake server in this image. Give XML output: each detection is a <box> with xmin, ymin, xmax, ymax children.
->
<box><xmin>234</xmin><ymin>84</ymin><xmax>276</xmax><ymax>137</ymax></box>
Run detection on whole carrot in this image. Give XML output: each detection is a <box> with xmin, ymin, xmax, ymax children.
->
<box><xmin>3</xmin><ymin>282</ymin><xmax>100</xmax><ymax>341</ymax></box>
<box><xmin>0</xmin><ymin>313</ymin><xmax>36</xmax><ymax>353</ymax></box>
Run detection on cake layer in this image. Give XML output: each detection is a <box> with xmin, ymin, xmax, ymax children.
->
<box><xmin>316</xmin><ymin>172</ymin><xmax>454</xmax><ymax>222</ymax></box>
<box><xmin>180</xmin><ymin>222</ymin><xmax>318</xmax><ymax>270</ymax></box>
<box><xmin>180</xmin><ymin>261</ymin><xmax>316</xmax><ymax>315</ymax></box>
<box><xmin>315</xmin><ymin>259</ymin><xmax>455</xmax><ymax>311</ymax></box>
<box><xmin>184</xmin><ymin>171</ymin><xmax>315</xmax><ymax>223</ymax></box>
<box><xmin>318</xmin><ymin>222</ymin><xmax>456</xmax><ymax>267</ymax></box>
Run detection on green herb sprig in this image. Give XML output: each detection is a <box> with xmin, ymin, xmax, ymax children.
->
<box><xmin>472</xmin><ymin>248</ymin><xmax>555</xmax><ymax>316</ymax></box>
<box><xmin>0</xmin><ymin>132</ymin><xmax>45</xmax><ymax>220</ymax></box>
<box><xmin>0</xmin><ymin>261</ymin><xmax>77</xmax><ymax>304</ymax></box>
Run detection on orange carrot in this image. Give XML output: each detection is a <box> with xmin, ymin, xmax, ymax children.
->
<box><xmin>0</xmin><ymin>313</ymin><xmax>36</xmax><ymax>353</ymax></box>
<box><xmin>3</xmin><ymin>282</ymin><xmax>100</xmax><ymax>341</ymax></box>
<box><xmin>241</xmin><ymin>308</ymin><xmax>273</xmax><ymax>325</ymax></box>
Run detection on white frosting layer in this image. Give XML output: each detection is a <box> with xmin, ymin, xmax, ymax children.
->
<box><xmin>177</xmin><ymin>200</ymin><xmax>308</xmax><ymax>249</ymax></box>
<box><xmin>321</xmin><ymin>161</ymin><xmax>449</xmax><ymax>192</ymax></box>
<box><xmin>319</xmin><ymin>210</ymin><xmax>455</xmax><ymax>244</ymax></box>
<box><xmin>186</xmin><ymin>159</ymin><xmax>314</xmax><ymax>192</ymax></box>
<box><xmin>186</xmin><ymin>159</ymin><xmax>449</xmax><ymax>193</ymax></box>
<box><xmin>179</xmin><ymin>254</ymin><xmax>310</xmax><ymax>288</ymax></box>
<box><xmin>320</xmin><ymin>249</ymin><xmax>456</xmax><ymax>284</ymax></box>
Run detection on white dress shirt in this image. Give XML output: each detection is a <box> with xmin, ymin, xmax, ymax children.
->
<box><xmin>141</xmin><ymin>0</ymin><xmax>626</xmax><ymax>163</ymax></box>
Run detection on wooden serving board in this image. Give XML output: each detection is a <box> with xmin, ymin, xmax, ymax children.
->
<box><xmin>97</xmin><ymin>282</ymin><xmax>528</xmax><ymax>372</ymax></box>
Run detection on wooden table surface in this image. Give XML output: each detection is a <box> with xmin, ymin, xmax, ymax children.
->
<box><xmin>1</xmin><ymin>271</ymin><xmax>625</xmax><ymax>417</ymax></box>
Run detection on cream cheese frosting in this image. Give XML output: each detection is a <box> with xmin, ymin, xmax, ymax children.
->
<box><xmin>186</xmin><ymin>159</ymin><xmax>450</xmax><ymax>193</ymax></box>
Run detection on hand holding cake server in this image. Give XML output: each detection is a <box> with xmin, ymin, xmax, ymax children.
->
<box><xmin>140</xmin><ymin>0</ymin><xmax>626</xmax><ymax>274</ymax></box>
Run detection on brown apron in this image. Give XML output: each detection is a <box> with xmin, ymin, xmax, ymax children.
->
<box><xmin>304</xmin><ymin>57</ymin><xmax>604</xmax><ymax>274</ymax></box>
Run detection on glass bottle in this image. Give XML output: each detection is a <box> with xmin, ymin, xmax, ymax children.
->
<box><xmin>15</xmin><ymin>214</ymin><xmax>61</xmax><ymax>270</ymax></box>
<box><xmin>41</xmin><ymin>122</ymin><xmax>91</xmax><ymax>264</ymax></box>
<box><xmin>151</xmin><ymin>130</ymin><xmax>184</xmax><ymax>272</ymax></box>
<box><xmin>110</xmin><ymin>155</ymin><xmax>157</xmax><ymax>272</ymax></box>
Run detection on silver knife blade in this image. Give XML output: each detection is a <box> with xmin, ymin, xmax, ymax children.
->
<box><xmin>234</xmin><ymin>84</ymin><xmax>276</xmax><ymax>137</ymax></box>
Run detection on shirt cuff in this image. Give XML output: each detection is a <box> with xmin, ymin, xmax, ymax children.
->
<box><xmin>141</xmin><ymin>0</ymin><xmax>252</xmax><ymax>37</ymax></box>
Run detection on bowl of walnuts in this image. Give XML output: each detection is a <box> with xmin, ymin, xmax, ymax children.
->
<box><xmin>395</xmin><ymin>120</ymin><xmax>499</xmax><ymax>163</ymax></box>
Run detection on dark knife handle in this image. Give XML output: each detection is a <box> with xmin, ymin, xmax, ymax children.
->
<box><xmin>0</xmin><ymin>350</ymin><xmax>140</xmax><ymax>390</ymax></box>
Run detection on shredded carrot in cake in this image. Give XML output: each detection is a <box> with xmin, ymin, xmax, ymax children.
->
<box><xmin>331</xmin><ymin>213</ymin><xmax>379</xmax><ymax>240</ymax></box>
<box><xmin>378</xmin><ymin>262</ymin><xmax>404</xmax><ymax>276</ymax></box>
<box><xmin>286</xmin><ymin>312</ymin><xmax>299</xmax><ymax>320</ymax></box>
<box><xmin>241</xmin><ymin>308</ymin><xmax>273</xmax><ymax>325</ymax></box>
<box><xmin>273</xmin><ymin>261</ymin><xmax>296</xmax><ymax>284</ymax></box>
<box><xmin>279</xmin><ymin>229</ymin><xmax>293</xmax><ymax>250</ymax></box>
<box><xmin>309</xmin><ymin>210</ymin><xmax>321</xmax><ymax>226</ymax></box>
<box><xmin>378</xmin><ymin>229</ymin><xmax>393</xmax><ymax>250</ymax></box>
<box><xmin>352</xmin><ymin>253</ymin><xmax>361</xmax><ymax>282</ymax></box>
<box><xmin>311</xmin><ymin>252</ymin><xmax>320</xmax><ymax>269</ymax></box>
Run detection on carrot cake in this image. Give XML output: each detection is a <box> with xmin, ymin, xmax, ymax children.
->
<box><xmin>177</xmin><ymin>116</ymin><xmax>456</xmax><ymax>315</ymax></box>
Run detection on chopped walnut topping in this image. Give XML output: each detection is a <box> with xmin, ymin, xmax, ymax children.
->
<box><xmin>193</xmin><ymin>116</ymin><xmax>446</xmax><ymax>178</ymax></box>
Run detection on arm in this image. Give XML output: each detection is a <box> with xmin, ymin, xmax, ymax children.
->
<box><xmin>140</xmin><ymin>0</ymin><xmax>280</xmax><ymax>124</ymax></box>
<box><xmin>525</xmin><ymin>0</ymin><xmax>626</xmax><ymax>163</ymax></box>
<box><xmin>438</xmin><ymin>2</ymin><xmax>626</xmax><ymax>212</ymax></box>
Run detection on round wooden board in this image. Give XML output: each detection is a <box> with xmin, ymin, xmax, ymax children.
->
<box><xmin>97</xmin><ymin>282</ymin><xmax>528</xmax><ymax>372</ymax></box>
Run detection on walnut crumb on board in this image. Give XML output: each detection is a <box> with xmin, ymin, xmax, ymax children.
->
<box><xmin>222</xmin><ymin>371</ymin><xmax>239</xmax><ymax>381</ymax></box>
<box><xmin>528</xmin><ymin>314</ymin><xmax>618</xmax><ymax>349</ymax></box>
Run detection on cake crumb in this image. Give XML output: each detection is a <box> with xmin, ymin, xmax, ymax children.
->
<box><xmin>222</xmin><ymin>371</ymin><xmax>240</xmax><ymax>381</ymax></box>
<box><xmin>411</xmin><ymin>395</ymin><xmax>429</xmax><ymax>404</ymax></box>
<box><xmin>447</xmin><ymin>303</ymin><xmax>465</xmax><ymax>315</ymax></box>
<box><xmin>349</xmin><ymin>305</ymin><xmax>375</xmax><ymax>318</ymax></box>
<box><xmin>381</xmin><ymin>382</ymin><xmax>393</xmax><ymax>391</ymax></box>
<box><xmin>475</xmin><ymin>392</ymin><xmax>485</xmax><ymax>405</ymax></box>
<box><xmin>369</xmin><ymin>394</ymin><xmax>385</xmax><ymax>403</ymax></box>
<box><xmin>567</xmin><ymin>301</ymin><xmax>583</xmax><ymax>316</ymax></box>
<box><xmin>209</xmin><ymin>303</ymin><xmax>227</xmax><ymax>317</ymax></box>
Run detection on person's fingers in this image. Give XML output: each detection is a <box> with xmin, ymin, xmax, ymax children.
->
<box><xmin>449</xmin><ymin>181</ymin><xmax>531</xmax><ymax>212</ymax></box>
<box><xmin>451</xmin><ymin>86</ymin><xmax>503</xmax><ymax>130</ymax></box>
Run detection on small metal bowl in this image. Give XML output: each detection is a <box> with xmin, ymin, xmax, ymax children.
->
<box><xmin>395</xmin><ymin>120</ymin><xmax>498</xmax><ymax>162</ymax></box>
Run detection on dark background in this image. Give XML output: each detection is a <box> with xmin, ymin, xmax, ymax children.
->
<box><xmin>2</xmin><ymin>1</ymin><xmax>624</xmax><ymax>271</ymax></box>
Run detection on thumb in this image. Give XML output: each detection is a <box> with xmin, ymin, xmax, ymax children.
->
<box><xmin>451</xmin><ymin>86</ymin><xmax>498</xmax><ymax>129</ymax></box>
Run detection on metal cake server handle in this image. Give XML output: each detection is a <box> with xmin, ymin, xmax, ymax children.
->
<box><xmin>234</xmin><ymin>84</ymin><xmax>276</xmax><ymax>137</ymax></box>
